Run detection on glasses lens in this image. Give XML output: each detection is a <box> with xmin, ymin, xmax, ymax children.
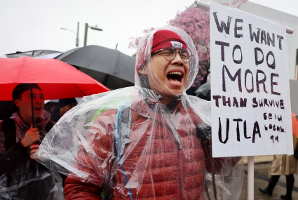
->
<box><xmin>179</xmin><ymin>48</ymin><xmax>191</xmax><ymax>63</ymax></box>
<box><xmin>157</xmin><ymin>45</ymin><xmax>192</xmax><ymax>63</ymax></box>
<box><xmin>160</xmin><ymin>45</ymin><xmax>175</xmax><ymax>61</ymax></box>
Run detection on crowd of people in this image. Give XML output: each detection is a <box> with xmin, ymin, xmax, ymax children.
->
<box><xmin>0</xmin><ymin>25</ymin><xmax>296</xmax><ymax>200</ymax></box>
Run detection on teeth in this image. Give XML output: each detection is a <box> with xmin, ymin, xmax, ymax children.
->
<box><xmin>169</xmin><ymin>72</ymin><xmax>182</xmax><ymax>76</ymax></box>
<box><xmin>172</xmin><ymin>80</ymin><xmax>181</xmax><ymax>83</ymax></box>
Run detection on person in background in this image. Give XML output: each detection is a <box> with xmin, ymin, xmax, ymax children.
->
<box><xmin>0</xmin><ymin>83</ymin><xmax>63</xmax><ymax>200</ymax></box>
<box><xmin>259</xmin><ymin>113</ymin><xmax>298</xmax><ymax>200</ymax></box>
<box><xmin>43</xmin><ymin>100</ymin><xmax>58</xmax><ymax>114</ymax></box>
<box><xmin>51</xmin><ymin>98</ymin><xmax>77</xmax><ymax>122</ymax></box>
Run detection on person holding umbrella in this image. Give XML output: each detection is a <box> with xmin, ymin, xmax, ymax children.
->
<box><xmin>36</xmin><ymin>25</ymin><xmax>243</xmax><ymax>200</ymax></box>
<box><xmin>0</xmin><ymin>83</ymin><xmax>63</xmax><ymax>200</ymax></box>
<box><xmin>0</xmin><ymin>55</ymin><xmax>109</xmax><ymax>200</ymax></box>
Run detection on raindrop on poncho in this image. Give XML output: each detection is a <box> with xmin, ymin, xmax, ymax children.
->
<box><xmin>36</xmin><ymin>25</ymin><xmax>244</xmax><ymax>200</ymax></box>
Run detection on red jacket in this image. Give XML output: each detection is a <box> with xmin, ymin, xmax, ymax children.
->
<box><xmin>63</xmin><ymin>99</ymin><xmax>228</xmax><ymax>200</ymax></box>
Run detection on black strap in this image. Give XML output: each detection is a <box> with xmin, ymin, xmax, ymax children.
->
<box><xmin>2</xmin><ymin>118</ymin><xmax>16</xmax><ymax>150</ymax></box>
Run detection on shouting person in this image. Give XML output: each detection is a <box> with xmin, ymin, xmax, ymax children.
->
<box><xmin>36</xmin><ymin>26</ymin><xmax>243</xmax><ymax>200</ymax></box>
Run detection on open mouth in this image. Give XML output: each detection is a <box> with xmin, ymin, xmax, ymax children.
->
<box><xmin>167</xmin><ymin>71</ymin><xmax>184</xmax><ymax>84</ymax></box>
<box><xmin>34</xmin><ymin>106</ymin><xmax>42</xmax><ymax>111</ymax></box>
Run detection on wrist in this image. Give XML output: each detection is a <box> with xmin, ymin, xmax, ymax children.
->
<box><xmin>20</xmin><ymin>139</ymin><xmax>29</xmax><ymax>148</ymax></box>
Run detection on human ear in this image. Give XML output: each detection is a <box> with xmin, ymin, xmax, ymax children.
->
<box><xmin>14</xmin><ymin>99</ymin><xmax>21</xmax><ymax>108</ymax></box>
<box><xmin>138</xmin><ymin>68</ymin><xmax>147</xmax><ymax>75</ymax></box>
<box><xmin>138</xmin><ymin>63</ymin><xmax>147</xmax><ymax>75</ymax></box>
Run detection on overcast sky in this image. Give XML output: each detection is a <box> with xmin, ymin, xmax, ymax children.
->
<box><xmin>249</xmin><ymin>0</ymin><xmax>298</xmax><ymax>17</ymax></box>
<box><xmin>0</xmin><ymin>0</ymin><xmax>195</xmax><ymax>57</ymax></box>
<box><xmin>0</xmin><ymin>0</ymin><xmax>297</xmax><ymax>57</ymax></box>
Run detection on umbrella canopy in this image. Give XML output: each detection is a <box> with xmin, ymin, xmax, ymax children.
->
<box><xmin>0</xmin><ymin>50</ymin><xmax>63</xmax><ymax>119</ymax></box>
<box><xmin>2</xmin><ymin>50</ymin><xmax>62</xmax><ymax>59</ymax></box>
<box><xmin>0</xmin><ymin>57</ymin><xmax>109</xmax><ymax>101</ymax></box>
<box><xmin>195</xmin><ymin>82</ymin><xmax>211</xmax><ymax>101</ymax></box>
<box><xmin>55</xmin><ymin>45</ymin><xmax>135</xmax><ymax>90</ymax></box>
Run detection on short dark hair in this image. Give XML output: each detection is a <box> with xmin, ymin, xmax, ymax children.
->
<box><xmin>11</xmin><ymin>83</ymin><xmax>42</xmax><ymax>113</ymax></box>
<box><xmin>58</xmin><ymin>98</ymin><xmax>77</xmax><ymax>109</ymax></box>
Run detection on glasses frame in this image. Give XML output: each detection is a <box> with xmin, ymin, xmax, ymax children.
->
<box><xmin>153</xmin><ymin>45</ymin><xmax>192</xmax><ymax>63</ymax></box>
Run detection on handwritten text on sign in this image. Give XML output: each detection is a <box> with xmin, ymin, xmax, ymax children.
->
<box><xmin>210</xmin><ymin>2</ymin><xmax>292</xmax><ymax>157</ymax></box>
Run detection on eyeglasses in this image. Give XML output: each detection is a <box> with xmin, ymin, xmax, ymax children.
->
<box><xmin>153</xmin><ymin>45</ymin><xmax>192</xmax><ymax>63</ymax></box>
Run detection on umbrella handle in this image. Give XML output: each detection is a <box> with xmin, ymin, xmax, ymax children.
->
<box><xmin>30</xmin><ymin>87</ymin><xmax>35</xmax><ymax>128</ymax></box>
<box><xmin>30</xmin><ymin>88</ymin><xmax>41</xmax><ymax>145</ymax></box>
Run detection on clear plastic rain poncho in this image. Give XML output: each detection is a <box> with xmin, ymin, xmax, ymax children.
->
<box><xmin>36</xmin><ymin>25</ymin><xmax>244</xmax><ymax>200</ymax></box>
<box><xmin>0</xmin><ymin>110</ymin><xmax>64</xmax><ymax>200</ymax></box>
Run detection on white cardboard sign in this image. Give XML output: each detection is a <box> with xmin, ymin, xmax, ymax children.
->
<box><xmin>210</xmin><ymin>2</ymin><xmax>292</xmax><ymax>157</ymax></box>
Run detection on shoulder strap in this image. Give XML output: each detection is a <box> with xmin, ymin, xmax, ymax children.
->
<box><xmin>2</xmin><ymin>118</ymin><xmax>16</xmax><ymax>150</ymax></box>
<box><xmin>114</xmin><ymin>104</ymin><xmax>133</xmax><ymax>200</ymax></box>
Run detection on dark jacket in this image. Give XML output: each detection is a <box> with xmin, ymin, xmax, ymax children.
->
<box><xmin>0</xmin><ymin>111</ymin><xmax>63</xmax><ymax>200</ymax></box>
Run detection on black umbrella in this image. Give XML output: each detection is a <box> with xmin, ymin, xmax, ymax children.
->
<box><xmin>55</xmin><ymin>45</ymin><xmax>136</xmax><ymax>90</ymax></box>
<box><xmin>3</xmin><ymin>50</ymin><xmax>62</xmax><ymax>58</ymax></box>
<box><xmin>195</xmin><ymin>82</ymin><xmax>211</xmax><ymax>101</ymax></box>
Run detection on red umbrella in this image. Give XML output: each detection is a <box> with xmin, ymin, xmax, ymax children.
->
<box><xmin>0</xmin><ymin>57</ymin><xmax>109</xmax><ymax>101</ymax></box>
<box><xmin>0</xmin><ymin>57</ymin><xmax>109</xmax><ymax>126</ymax></box>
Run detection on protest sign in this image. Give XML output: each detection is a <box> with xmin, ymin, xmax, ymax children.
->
<box><xmin>210</xmin><ymin>2</ymin><xmax>292</xmax><ymax>157</ymax></box>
